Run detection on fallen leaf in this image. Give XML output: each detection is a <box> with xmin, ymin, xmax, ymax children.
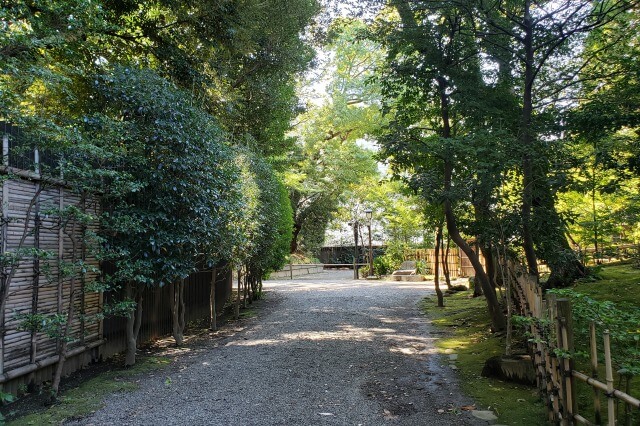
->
<box><xmin>461</xmin><ymin>405</ymin><xmax>476</xmax><ymax>411</ymax></box>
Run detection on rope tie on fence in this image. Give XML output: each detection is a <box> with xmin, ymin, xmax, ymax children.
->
<box><xmin>562</xmin><ymin>370</ymin><xmax>574</xmax><ymax>378</ymax></box>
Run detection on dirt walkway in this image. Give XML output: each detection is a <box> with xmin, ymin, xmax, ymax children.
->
<box><xmin>74</xmin><ymin>271</ymin><xmax>482</xmax><ymax>425</ymax></box>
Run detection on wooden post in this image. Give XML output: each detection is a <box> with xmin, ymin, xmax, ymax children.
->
<box><xmin>603</xmin><ymin>330</ymin><xmax>615</xmax><ymax>426</ymax></box>
<box><xmin>590</xmin><ymin>322</ymin><xmax>602</xmax><ymax>425</ymax></box>
<box><xmin>289</xmin><ymin>263</ymin><xmax>293</xmax><ymax>280</ymax></box>
<box><xmin>557</xmin><ymin>298</ymin><xmax>577</xmax><ymax>425</ymax></box>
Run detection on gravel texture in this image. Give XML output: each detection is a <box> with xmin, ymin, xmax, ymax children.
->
<box><xmin>74</xmin><ymin>270</ymin><xmax>484</xmax><ymax>426</ymax></box>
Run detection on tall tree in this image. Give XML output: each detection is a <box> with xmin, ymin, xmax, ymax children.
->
<box><xmin>465</xmin><ymin>0</ymin><xmax>638</xmax><ymax>286</ymax></box>
<box><xmin>287</xmin><ymin>19</ymin><xmax>381</xmax><ymax>254</ymax></box>
<box><xmin>373</xmin><ymin>2</ymin><xmax>512</xmax><ymax>330</ymax></box>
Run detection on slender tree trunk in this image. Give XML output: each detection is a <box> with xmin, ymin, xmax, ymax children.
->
<box><xmin>520</xmin><ymin>0</ymin><xmax>540</xmax><ymax>279</ymax></box>
<box><xmin>434</xmin><ymin>224</ymin><xmax>444</xmax><ymax>307</ymax></box>
<box><xmin>480</xmin><ymin>244</ymin><xmax>496</xmax><ymax>289</ymax></box>
<box><xmin>442</xmin><ymin>233</ymin><xmax>452</xmax><ymax>290</ymax></box>
<box><xmin>243</xmin><ymin>269</ymin><xmax>248</xmax><ymax>308</ymax></box>
<box><xmin>445</xmin><ymin>198</ymin><xmax>504</xmax><ymax>330</ymax></box>
<box><xmin>290</xmin><ymin>223</ymin><xmax>301</xmax><ymax>254</ymax></box>
<box><xmin>209</xmin><ymin>268</ymin><xmax>217</xmax><ymax>331</ymax></box>
<box><xmin>235</xmin><ymin>268</ymin><xmax>241</xmax><ymax>320</ymax></box>
<box><xmin>51</xmin><ymin>215</ymin><xmax>80</xmax><ymax>399</ymax></box>
<box><xmin>171</xmin><ymin>278</ymin><xmax>185</xmax><ymax>346</ymax></box>
<box><xmin>124</xmin><ymin>281</ymin><xmax>143</xmax><ymax>366</ymax></box>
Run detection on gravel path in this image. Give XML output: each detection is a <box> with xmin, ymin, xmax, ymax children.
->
<box><xmin>75</xmin><ymin>271</ymin><xmax>483</xmax><ymax>426</ymax></box>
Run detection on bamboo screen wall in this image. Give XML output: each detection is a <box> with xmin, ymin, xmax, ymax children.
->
<box><xmin>0</xmin><ymin>175</ymin><xmax>103</xmax><ymax>381</ymax></box>
<box><xmin>408</xmin><ymin>248</ymin><xmax>480</xmax><ymax>278</ymax></box>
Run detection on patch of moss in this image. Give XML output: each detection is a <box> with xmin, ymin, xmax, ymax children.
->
<box><xmin>7</xmin><ymin>356</ymin><xmax>170</xmax><ymax>425</ymax></box>
<box><xmin>421</xmin><ymin>292</ymin><xmax>546</xmax><ymax>425</ymax></box>
<box><xmin>573</xmin><ymin>263</ymin><xmax>640</xmax><ymax>307</ymax></box>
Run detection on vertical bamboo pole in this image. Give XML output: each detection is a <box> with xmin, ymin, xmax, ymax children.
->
<box><xmin>603</xmin><ymin>330</ymin><xmax>615</xmax><ymax>426</ymax></box>
<box><xmin>57</xmin><ymin>187</ymin><xmax>64</xmax><ymax>352</ymax></box>
<box><xmin>0</xmin><ymin>133</ymin><xmax>8</xmax><ymax>376</ymax></box>
<box><xmin>31</xmin><ymin>148</ymin><xmax>41</xmax><ymax>361</ymax></box>
<box><xmin>30</xmin><ymin>185</ymin><xmax>41</xmax><ymax>363</ymax></box>
<box><xmin>557</xmin><ymin>299</ymin><xmax>577</xmax><ymax>425</ymax></box>
<box><xmin>590</xmin><ymin>322</ymin><xmax>602</xmax><ymax>425</ymax></box>
<box><xmin>547</xmin><ymin>294</ymin><xmax>561</xmax><ymax>423</ymax></box>
<box><xmin>79</xmin><ymin>194</ymin><xmax>87</xmax><ymax>345</ymax></box>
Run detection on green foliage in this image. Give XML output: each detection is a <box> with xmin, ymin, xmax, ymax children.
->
<box><xmin>1</xmin><ymin>390</ymin><xmax>15</xmax><ymax>404</ymax></box>
<box><xmin>88</xmin><ymin>66</ymin><xmax>242</xmax><ymax>286</ymax></box>
<box><xmin>372</xmin><ymin>241</ymin><xmax>408</xmax><ymax>276</ymax></box>
<box><xmin>287</xmin><ymin>18</ymin><xmax>381</xmax><ymax>255</ymax></box>
<box><xmin>373</xmin><ymin>256</ymin><xmax>392</xmax><ymax>276</ymax></box>
<box><xmin>238</xmin><ymin>149</ymin><xmax>294</xmax><ymax>277</ymax></box>
<box><xmin>548</xmin><ymin>288</ymin><xmax>640</xmax><ymax>376</ymax></box>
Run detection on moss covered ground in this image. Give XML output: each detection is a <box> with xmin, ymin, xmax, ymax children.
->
<box><xmin>422</xmin><ymin>263</ymin><xmax>640</xmax><ymax>425</ymax></box>
<box><xmin>421</xmin><ymin>292</ymin><xmax>546</xmax><ymax>425</ymax></box>
<box><xmin>5</xmin><ymin>356</ymin><xmax>170</xmax><ymax>425</ymax></box>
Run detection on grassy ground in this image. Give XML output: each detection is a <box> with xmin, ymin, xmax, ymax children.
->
<box><xmin>421</xmin><ymin>292</ymin><xmax>546</xmax><ymax>425</ymax></box>
<box><xmin>572</xmin><ymin>262</ymin><xmax>639</xmax><ymax>307</ymax></box>
<box><xmin>3</xmin><ymin>356</ymin><xmax>170</xmax><ymax>425</ymax></box>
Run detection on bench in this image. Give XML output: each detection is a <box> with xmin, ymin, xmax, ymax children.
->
<box><xmin>391</xmin><ymin>261</ymin><xmax>424</xmax><ymax>281</ymax></box>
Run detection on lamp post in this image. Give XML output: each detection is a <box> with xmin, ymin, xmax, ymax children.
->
<box><xmin>364</xmin><ymin>208</ymin><xmax>374</xmax><ymax>278</ymax></box>
<box><xmin>351</xmin><ymin>220</ymin><xmax>359</xmax><ymax>279</ymax></box>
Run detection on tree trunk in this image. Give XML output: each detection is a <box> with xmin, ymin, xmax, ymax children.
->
<box><xmin>520</xmin><ymin>0</ymin><xmax>540</xmax><ymax>279</ymax></box>
<box><xmin>437</xmin><ymin>76</ymin><xmax>505</xmax><ymax>331</ymax></box>
<box><xmin>445</xmin><ymin>198</ymin><xmax>504</xmax><ymax>330</ymax></box>
<box><xmin>209</xmin><ymin>268</ymin><xmax>217</xmax><ymax>331</ymax></box>
<box><xmin>124</xmin><ymin>281</ymin><xmax>143</xmax><ymax>366</ymax></box>
<box><xmin>51</xmin><ymin>215</ymin><xmax>81</xmax><ymax>399</ymax></box>
<box><xmin>171</xmin><ymin>278</ymin><xmax>185</xmax><ymax>346</ymax></box>
<box><xmin>243</xmin><ymin>270</ymin><xmax>248</xmax><ymax>308</ymax></box>
<box><xmin>442</xmin><ymin>234</ymin><xmax>452</xmax><ymax>290</ymax></box>
<box><xmin>434</xmin><ymin>224</ymin><xmax>444</xmax><ymax>307</ymax></box>
<box><xmin>290</xmin><ymin>223</ymin><xmax>301</xmax><ymax>254</ymax></box>
<box><xmin>480</xmin><ymin>244</ymin><xmax>496</xmax><ymax>290</ymax></box>
<box><xmin>235</xmin><ymin>269</ymin><xmax>241</xmax><ymax>320</ymax></box>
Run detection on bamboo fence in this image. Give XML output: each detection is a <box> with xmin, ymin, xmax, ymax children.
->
<box><xmin>509</xmin><ymin>263</ymin><xmax>640</xmax><ymax>425</ymax></box>
<box><xmin>405</xmin><ymin>247</ymin><xmax>481</xmax><ymax>278</ymax></box>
